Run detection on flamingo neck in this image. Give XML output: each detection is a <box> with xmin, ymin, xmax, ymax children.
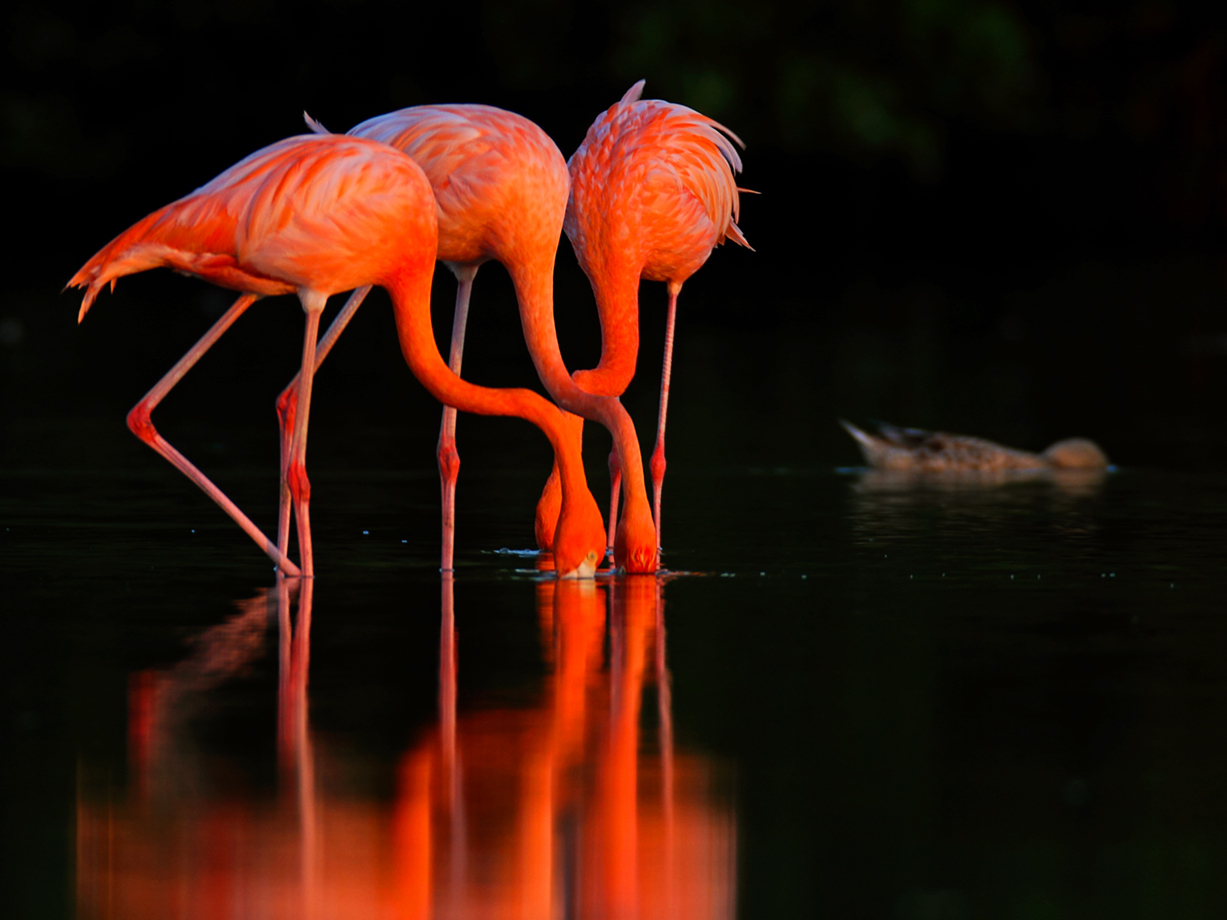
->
<box><xmin>509</xmin><ymin>262</ymin><xmax>658</xmax><ymax>572</ymax></box>
<box><xmin>510</xmin><ymin>262</ymin><xmax>622</xmax><ymax>428</ymax></box>
<box><xmin>579</xmin><ymin>260</ymin><xmax>640</xmax><ymax>398</ymax></box>
<box><xmin>384</xmin><ymin>270</ymin><xmax>587</xmax><ymax>497</ymax></box>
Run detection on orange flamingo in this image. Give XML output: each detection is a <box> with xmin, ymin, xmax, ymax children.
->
<box><xmin>68</xmin><ymin>134</ymin><xmax>606</xmax><ymax>578</ymax></box>
<box><xmin>286</xmin><ymin>105</ymin><xmax>576</xmax><ymax>569</ymax></box>
<box><xmin>296</xmin><ymin>105</ymin><xmax>659</xmax><ymax>573</ymax></box>
<box><xmin>566</xmin><ymin>80</ymin><xmax>751</xmax><ymax>547</ymax></box>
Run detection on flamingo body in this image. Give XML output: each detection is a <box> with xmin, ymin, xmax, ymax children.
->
<box><xmin>347</xmin><ymin>104</ymin><xmax>570</xmax><ymax>273</ymax></box>
<box><xmin>73</xmin><ymin>136</ymin><xmax>436</xmax><ymax>313</ymax></box>
<box><xmin>565</xmin><ymin>81</ymin><xmax>750</xmax><ymax>548</ymax></box>
<box><xmin>343</xmin><ymin>105</ymin><xmax>574</xmax><ymax>554</ymax></box>
<box><xmin>565</xmin><ymin>80</ymin><xmax>749</xmax><ymax>398</ymax></box>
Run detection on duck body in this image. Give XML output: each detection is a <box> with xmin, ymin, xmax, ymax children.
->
<box><xmin>841</xmin><ymin>421</ymin><xmax>1109</xmax><ymax>473</ymax></box>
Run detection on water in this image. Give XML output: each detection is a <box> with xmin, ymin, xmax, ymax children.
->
<box><xmin>6</xmin><ymin>250</ymin><xmax>1227</xmax><ymax>917</ymax></box>
<box><xmin>5</xmin><ymin>442</ymin><xmax>1227</xmax><ymax>918</ymax></box>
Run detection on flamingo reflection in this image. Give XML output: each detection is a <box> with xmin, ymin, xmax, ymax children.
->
<box><xmin>77</xmin><ymin>577</ymin><xmax>734</xmax><ymax>919</ymax></box>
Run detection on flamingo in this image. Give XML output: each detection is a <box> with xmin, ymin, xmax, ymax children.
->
<box><xmin>296</xmin><ymin>105</ymin><xmax>659</xmax><ymax>573</ymax></box>
<box><xmin>68</xmin><ymin>134</ymin><xmax>606</xmax><ymax>578</ymax></box>
<box><xmin>566</xmin><ymin>81</ymin><xmax>751</xmax><ymax>548</ymax></box>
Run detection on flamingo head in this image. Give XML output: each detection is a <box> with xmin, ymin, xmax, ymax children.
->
<box><xmin>552</xmin><ymin>488</ymin><xmax>607</xmax><ymax>579</ymax></box>
<box><xmin>614</xmin><ymin>503</ymin><xmax>659</xmax><ymax>574</ymax></box>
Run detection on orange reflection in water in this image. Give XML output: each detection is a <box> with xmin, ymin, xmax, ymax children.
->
<box><xmin>77</xmin><ymin>575</ymin><xmax>735</xmax><ymax>919</ymax></box>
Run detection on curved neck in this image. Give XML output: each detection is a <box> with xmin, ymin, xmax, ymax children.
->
<box><xmin>384</xmin><ymin>269</ymin><xmax>588</xmax><ymax>496</ymax></box>
<box><xmin>581</xmin><ymin>259</ymin><xmax>640</xmax><ymax>397</ymax></box>
<box><xmin>509</xmin><ymin>262</ymin><xmax>649</xmax><ymax>506</ymax></box>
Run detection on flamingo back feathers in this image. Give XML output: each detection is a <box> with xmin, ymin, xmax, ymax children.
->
<box><xmin>345</xmin><ymin>105</ymin><xmax>570</xmax><ymax>269</ymax></box>
<box><xmin>69</xmin><ymin>135</ymin><xmax>438</xmax><ymax>321</ymax></box>
<box><xmin>566</xmin><ymin>81</ymin><xmax>749</xmax><ymax>287</ymax></box>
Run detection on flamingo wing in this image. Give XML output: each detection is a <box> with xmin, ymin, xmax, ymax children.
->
<box><xmin>566</xmin><ymin>84</ymin><xmax>749</xmax><ymax>287</ymax></box>
<box><xmin>69</xmin><ymin>136</ymin><xmax>436</xmax><ymax>319</ymax></box>
<box><xmin>347</xmin><ymin>105</ymin><xmax>568</xmax><ymax>266</ymax></box>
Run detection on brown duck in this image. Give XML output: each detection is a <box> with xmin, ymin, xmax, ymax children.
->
<box><xmin>841</xmin><ymin>420</ymin><xmax>1110</xmax><ymax>473</ymax></box>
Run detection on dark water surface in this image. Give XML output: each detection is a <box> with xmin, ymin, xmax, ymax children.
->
<box><xmin>4</xmin><ymin>440</ymin><xmax>1227</xmax><ymax>918</ymax></box>
<box><xmin>6</xmin><ymin>248</ymin><xmax>1227</xmax><ymax>919</ymax></box>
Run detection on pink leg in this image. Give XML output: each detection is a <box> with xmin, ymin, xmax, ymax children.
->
<box><xmin>438</xmin><ymin>268</ymin><xmax>476</xmax><ymax>572</ymax></box>
<box><xmin>606</xmin><ymin>447</ymin><xmax>621</xmax><ymax>554</ymax></box>
<box><xmin>283</xmin><ymin>297</ymin><xmax>326</xmax><ymax>577</ymax></box>
<box><xmin>650</xmin><ymin>286</ymin><xmax>680</xmax><ymax>549</ymax></box>
<box><xmin>125</xmin><ymin>293</ymin><xmax>301</xmax><ymax>576</ymax></box>
<box><xmin>276</xmin><ymin>285</ymin><xmax>372</xmax><ymax>560</ymax></box>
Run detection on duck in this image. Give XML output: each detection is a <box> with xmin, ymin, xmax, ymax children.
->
<box><xmin>840</xmin><ymin>420</ymin><xmax>1109</xmax><ymax>473</ymax></box>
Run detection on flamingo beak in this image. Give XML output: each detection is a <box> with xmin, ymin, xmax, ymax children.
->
<box><xmin>558</xmin><ymin>551</ymin><xmax>600</xmax><ymax>580</ymax></box>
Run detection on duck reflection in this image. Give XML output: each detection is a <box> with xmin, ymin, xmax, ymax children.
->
<box><xmin>852</xmin><ymin>466</ymin><xmax>1107</xmax><ymax>497</ymax></box>
<box><xmin>847</xmin><ymin>468</ymin><xmax>1108</xmax><ymax>546</ymax></box>
<box><xmin>76</xmin><ymin>575</ymin><xmax>734</xmax><ymax>919</ymax></box>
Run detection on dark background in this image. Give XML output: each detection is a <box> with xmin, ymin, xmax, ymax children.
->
<box><xmin>6</xmin><ymin>5</ymin><xmax>1227</xmax><ymax>919</ymax></box>
<box><xmin>5</xmin><ymin>0</ymin><xmax>1227</xmax><ymax>476</ymax></box>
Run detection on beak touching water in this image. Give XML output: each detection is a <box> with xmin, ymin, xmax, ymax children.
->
<box><xmin>559</xmin><ymin>550</ymin><xmax>601</xmax><ymax>579</ymax></box>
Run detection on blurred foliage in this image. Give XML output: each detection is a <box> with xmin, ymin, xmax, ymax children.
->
<box><xmin>1</xmin><ymin>0</ymin><xmax>1225</xmax><ymax>309</ymax></box>
<box><xmin>1</xmin><ymin>1</ymin><xmax>1224</xmax><ymax>182</ymax></box>
<box><xmin>4</xmin><ymin>0</ymin><xmax>1040</xmax><ymax>181</ymax></box>
<box><xmin>608</xmin><ymin>0</ymin><xmax>1039</xmax><ymax>176</ymax></box>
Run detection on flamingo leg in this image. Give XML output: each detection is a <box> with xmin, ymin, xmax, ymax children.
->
<box><xmin>284</xmin><ymin>298</ymin><xmax>326</xmax><ymax>577</ymax></box>
<box><xmin>606</xmin><ymin>447</ymin><xmax>621</xmax><ymax>555</ymax></box>
<box><xmin>124</xmin><ymin>293</ymin><xmax>301</xmax><ymax>576</ymax></box>
<box><xmin>650</xmin><ymin>287</ymin><xmax>679</xmax><ymax>549</ymax></box>
<box><xmin>438</xmin><ymin>269</ymin><xmax>477</xmax><ymax>572</ymax></box>
<box><xmin>276</xmin><ymin>285</ymin><xmax>373</xmax><ymax>560</ymax></box>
